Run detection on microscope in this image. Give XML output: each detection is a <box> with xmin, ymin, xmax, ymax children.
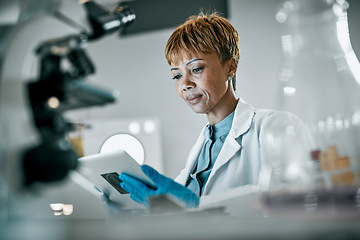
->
<box><xmin>0</xmin><ymin>1</ymin><xmax>135</xmax><ymax>192</ymax></box>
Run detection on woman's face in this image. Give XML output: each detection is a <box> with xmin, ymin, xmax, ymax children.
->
<box><xmin>170</xmin><ymin>52</ymin><xmax>236</xmax><ymax>115</ymax></box>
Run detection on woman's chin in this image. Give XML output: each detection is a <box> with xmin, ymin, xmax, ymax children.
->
<box><xmin>190</xmin><ymin>106</ymin><xmax>207</xmax><ymax>114</ymax></box>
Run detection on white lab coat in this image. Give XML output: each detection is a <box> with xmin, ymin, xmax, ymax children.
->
<box><xmin>175</xmin><ymin>99</ymin><xmax>306</xmax><ymax>196</ymax></box>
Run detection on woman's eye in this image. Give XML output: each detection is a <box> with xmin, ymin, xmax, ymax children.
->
<box><xmin>192</xmin><ymin>67</ymin><xmax>203</xmax><ymax>74</ymax></box>
<box><xmin>172</xmin><ymin>74</ymin><xmax>181</xmax><ymax>80</ymax></box>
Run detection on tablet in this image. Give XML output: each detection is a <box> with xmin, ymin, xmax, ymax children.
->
<box><xmin>75</xmin><ymin>149</ymin><xmax>156</xmax><ymax>206</ymax></box>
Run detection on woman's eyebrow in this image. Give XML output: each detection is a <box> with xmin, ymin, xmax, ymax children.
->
<box><xmin>186</xmin><ymin>59</ymin><xmax>203</xmax><ymax>66</ymax></box>
<box><xmin>170</xmin><ymin>58</ymin><xmax>204</xmax><ymax>71</ymax></box>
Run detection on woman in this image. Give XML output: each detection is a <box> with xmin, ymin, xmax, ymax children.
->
<box><xmin>119</xmin><ymin>12</ymin><xmax>304</xmax><ymax>208</ymax></box>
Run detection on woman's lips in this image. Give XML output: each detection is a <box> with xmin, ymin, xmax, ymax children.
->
<box><xmin>186</xmin><ymin>94</ymin><xmax>203</xmax><ymax>105</ymax></box>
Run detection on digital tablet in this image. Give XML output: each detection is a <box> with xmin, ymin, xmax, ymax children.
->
<box><xmin>75</xmin><ymin>149</ymin><xmax>156</xmax><ymax>206</ymax></box>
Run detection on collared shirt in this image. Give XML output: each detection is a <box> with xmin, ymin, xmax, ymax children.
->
<box><xmin>186</xmin><ymin>111</ymin><xmax>235</xmax><ymax>196</ymax></box>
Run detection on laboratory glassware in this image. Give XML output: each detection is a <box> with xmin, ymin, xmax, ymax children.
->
<box><xmin>260</xmin><ymin>0</ymin><xmax>360</xmax><ymax>219</ymax></box>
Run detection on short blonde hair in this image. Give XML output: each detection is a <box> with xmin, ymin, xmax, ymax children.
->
<box><xmin>165</xmin><ymin>12</ymin><xmax>240</xmax><ymax>90</ymax></box>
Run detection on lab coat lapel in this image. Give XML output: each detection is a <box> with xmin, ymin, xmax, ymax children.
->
<box><xmin>211</xmin><ymin>134</ymin><xmax>241</xmax><ymax>174</ymax></box>
<box><xmin>202</xmin><ymin>132</ymin><xmax>241</xmax><ymax>194</ymax></box>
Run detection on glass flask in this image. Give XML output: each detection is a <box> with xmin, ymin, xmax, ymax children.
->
<box><xmin>260</xmin><ymin>0</ymin><xmax>360</xmax><ymax>218</ymax></box>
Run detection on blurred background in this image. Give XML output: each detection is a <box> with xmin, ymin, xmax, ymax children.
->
<box><xmin>1</xmin><ymin>0</ymin><xmax>360</xmax><ymax>239</ymax></box>
<box><xmin>1</xmin><ymin>0</ymin><xmax>359</xmax><ymax>178</ymax></box>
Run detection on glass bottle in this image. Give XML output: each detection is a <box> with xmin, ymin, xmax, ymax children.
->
<box><xmin>67</xmin><ymin>122</ymin><xmax>86</xmax><ymax>157</ymax></box>
<box><xmin>261</xmin><ymin>0</ymin><xmax>360</xmax><ymax>218</ymax></box>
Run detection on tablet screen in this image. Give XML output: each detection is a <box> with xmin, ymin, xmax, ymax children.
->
<box><xmin>76</xmin><ymin>149</ymin><xmax>156</xmax><ymax>203</ymax></box>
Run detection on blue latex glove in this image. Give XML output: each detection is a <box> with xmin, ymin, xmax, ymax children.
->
<box><xmin>119</xmin><ymin>165</ymin><xmax>199</xmax><ymax>208</ymax></box>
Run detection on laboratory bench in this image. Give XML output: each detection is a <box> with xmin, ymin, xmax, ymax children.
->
<box><xmin>1</xmin><ymin>211</ymin><xmax>360</xmax><ymax>240</ymax></box>
<box><xmin>1</xmin><ymin>179</ymin><xmax>360</xmax><ymax>239</ymax></box>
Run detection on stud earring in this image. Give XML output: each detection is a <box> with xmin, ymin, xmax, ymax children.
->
<box><xmin>227</xmin><ymin>76</ymin><xmax>232</xmax><ymax>81</ymax></box>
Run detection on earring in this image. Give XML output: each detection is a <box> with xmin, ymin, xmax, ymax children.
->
<box><xmin>227</xmin><ymin>76</ymin><xmax>232</xmax><ymax>81</ymax></box>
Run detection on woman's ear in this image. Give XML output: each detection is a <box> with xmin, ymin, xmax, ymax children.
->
<box><xmin>227</xmin><ymin>57</ymin><xmax>238</xmax><ymax>78</ymax></box>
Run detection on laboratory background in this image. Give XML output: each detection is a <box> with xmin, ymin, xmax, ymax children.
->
<box><xmin>1</xmin><ymin>0</ymin><xmax>360</xmax><ymax>239</ymax></box>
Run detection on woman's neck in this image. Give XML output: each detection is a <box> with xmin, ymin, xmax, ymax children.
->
<box><xmin>206</xmin><ymin>91</ymin><xmax>238</xmax><ymax>125</ymax></box>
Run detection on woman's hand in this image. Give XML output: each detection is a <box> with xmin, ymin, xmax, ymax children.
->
<box><xmin>119</xmin><ymin>165</ymin><xmax>199</xmax><ymax>208</ymax></box>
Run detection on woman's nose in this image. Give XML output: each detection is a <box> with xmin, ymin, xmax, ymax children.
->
<box><xmin>182</xmin><ymin>76</ymin><xmax>195</xmax><ymax>91</ymax></box>
<box><xmin>183</xmin><ymin>85</ymin><xmax>193</xmax><ymax>91</ymax></box>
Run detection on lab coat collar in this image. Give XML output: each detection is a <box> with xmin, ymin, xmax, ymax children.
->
<box><xmin>200</xmin><ymin>98</ymin><xmax>255</xmax><ymax>140</ymax></box>
<box><xmin>231</xmin><ymin>98</ymin><xmax>256</xmax><ymax>139</ymax></box>
<box><xmin>199</xmin><ymin>98</ymin><xmax>254</xmax><ymax>148</ymax></box>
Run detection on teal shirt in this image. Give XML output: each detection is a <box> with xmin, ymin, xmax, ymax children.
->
<box><xmin>186</xmin><ymin>111</ymin><xmax>235</xmax><ymax>196</ymax></box>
